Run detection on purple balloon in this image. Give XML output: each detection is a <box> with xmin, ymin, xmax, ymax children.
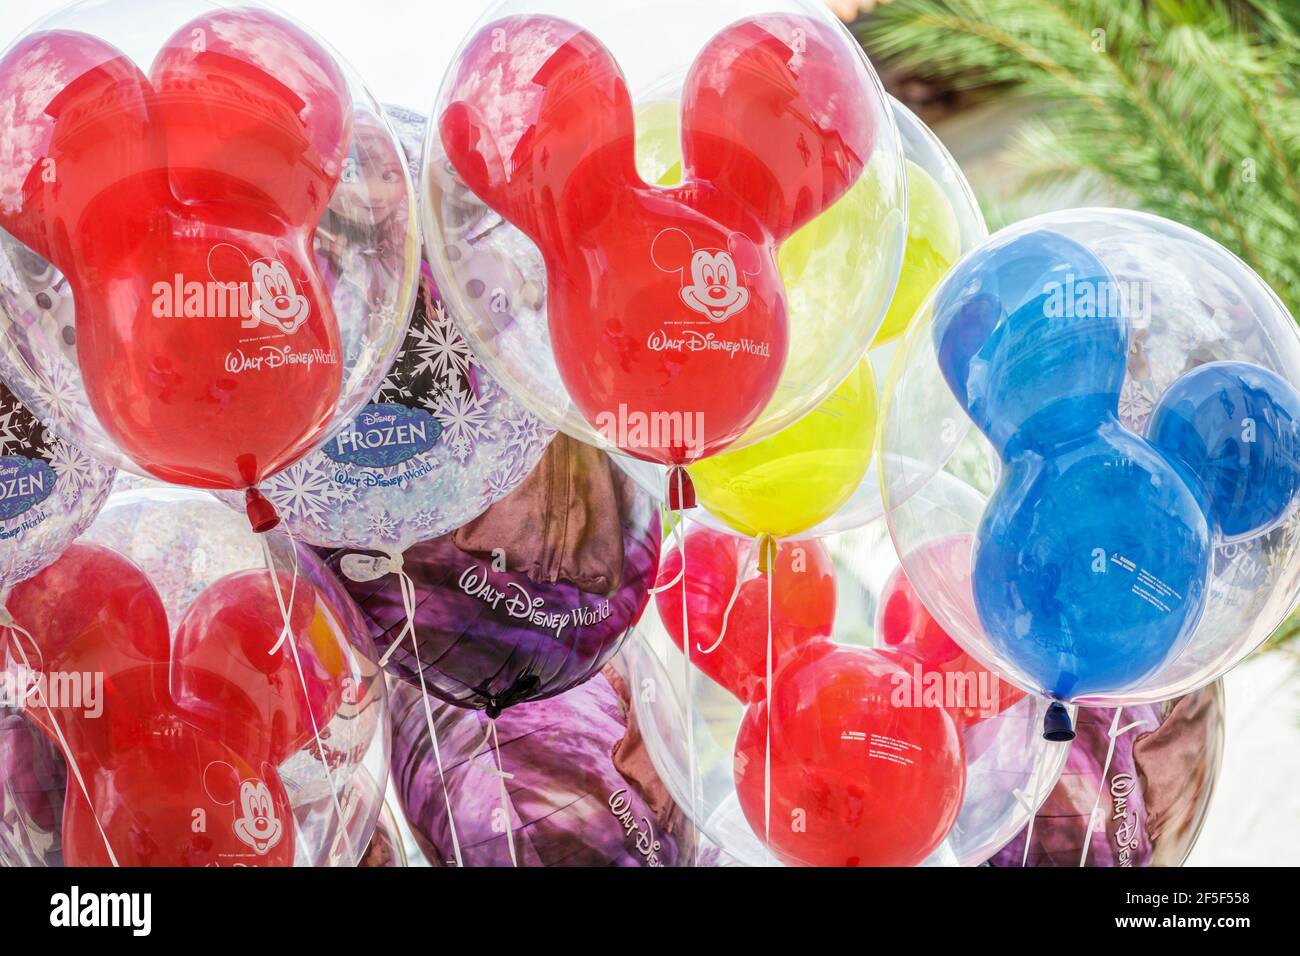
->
<box><xmin>390</xmin><ymin>670</ymin><xmax>704</xmax><ymax>866</ymax></box>
<box><xmin>0</xmin><ymin>710</ymin><xmax>66</xmax><ymax>866</ymax></box>
<box><xmin>990</xmin><ymin>683</ymin><xmax>1223</xmax><ymax>867</ymax></box>
<box><xmin>334</xmin><ymin>436</ymin><xmax>660</xmax><ymax>714</ymax></box>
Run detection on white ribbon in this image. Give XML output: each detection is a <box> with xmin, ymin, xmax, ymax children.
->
<box><xmin>368</xmin><ymin>552</ymin><xmax>465</xmax><ymax>868</ymax></box>
<box><xmin>1078</xmin><ymin>707</ymin><xmax>1149</xmax><ymax>867</ymax></box>
<box><xmin>258</xmin><ymin>530</ymin><xmax>355</xmax><ymax>862</ymax></box>
<box><xmin>0</xmin><ymin>602</ymin><xmax>119</xmax><ymax>867</ymax></box>
<box><xmin>763</xmin><ymin>551</ymin><xmax>773</xmax><ymax>859</ymax></box>
<box><xmin>469</xmin><ymin>716</ymin><xmax>518</xmax><ymax>867</ymax></box>
<box><xmin>1013</xmin><ymin>705</ymin><xmax>1077</xmax><ymax>867</ymax></box>
<box><xmin>697</xmin><ymin>534</ymin><xmax>762</xmax><ymax>656</ymax></box>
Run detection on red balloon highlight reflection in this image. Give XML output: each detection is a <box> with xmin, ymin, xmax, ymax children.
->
<box><xmin>440</xmin><ymin>14</ymin><xmax>876</xmax><ymax>463</ymax></box>
<box><xmin>0</xmin><ymin>9</ymin><xmax>351</xmax><ymax>490</ymax></box>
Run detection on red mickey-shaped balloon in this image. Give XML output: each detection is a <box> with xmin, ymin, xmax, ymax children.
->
<box><xmin>440</xmin><ymin>14</ymin><xmax>876</xmax><ymax>463</ymax></box>
<box><xmin>0</xmin><ymin>9</ymin><xmax>352</xmax><ymax>518</ymax></box>
<box><xmin>2</xmin><ymin>543</ymin><xmax>308</xmax><ymax>866</ymax></box>
<box><xmin>734</xmin><ymin>642</ymin><xmax>966</xmax><ymax>867</ymax></box>
<box><xmin>173</xmin><ymin>568</ymin><xmax>349</xmax><ymax>767</ymax></box>
<box><xmin>656</xmin><ymin>525</ymin><xmax>835</xmax><ymax>702</ymax></box>
<box><xmin>61</xmin><ymin>709</ymin><xmax>296</xmax><ymax>868</ymax></box>
<box><xmin>876</xmin><ymin>535</ymin><xmax>1024</xmax><ymax>727</ymax></box>
<box><xmin>1</xmin><ymin>543</ymin><xmax>171</xmax><ymax>755</ymax></box>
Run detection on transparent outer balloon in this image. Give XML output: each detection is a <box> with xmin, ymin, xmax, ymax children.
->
<box><xmin>0</xmin><ymin>0</ymin><xmax>419</xmax><ymax>490</ymax></box>
<box><xmin>619</xmin><ymin>97</ymin><xmax>985</xmax><ymax>537</ymax></box>
<box><xmin>218</xmin><ymin>107</ymin><xmax>552</xmax><ymax>553</ymax></box>
<box><xmin>0</xmin><ymin>487</ymin><xmax>388</xmax><ymax>866</ymax></box>
<box><xmin>0</xmin><ymin>381</ymin><xmax>114</xmax><ymax>589</ymax></box>
<box><xmin>990</xmin><ymin>682</ymin><xmax>1224</xmax><ymax>867</ymax></box>
<box><xmin>422</xmin><ymin>0</ymin><xmax>906</xmax><ymax>461</ymax></box>
<box><xmin>359</xmin><ymin>801</ymin><xmax>409</xmax><ymax>867</ymax></box>
<box><xmin>879</xmin><ymin>208</ymin><xmax>1300</xmax><ymax>706</ymax></box>
<box><xmin>626</xmin><ymin>515</ymin><xmax>1068</xmax><ymax>866</ymax></box>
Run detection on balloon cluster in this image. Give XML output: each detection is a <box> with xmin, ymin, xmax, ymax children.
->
<box><xmin>933</xmin><ymin>229</ymin><xmax>1300</xmax><ymax>702</ymax></box>
<box><xmin>0</xmin><ymin>0</ymin><xmax>1296</xmax><ymax>872</ymax></box>
<box><xmin>0</xmin><ymin>488</ymin><xmax>391</xmax><ymax>868</ymax></box>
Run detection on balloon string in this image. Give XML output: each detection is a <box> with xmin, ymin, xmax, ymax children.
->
<box><xmin>391</xmin><ymin>561</ymin><xmax>464</xmax><ymax>868</ymax></box>
<box><xmin>763</xmin><ymin>553</ymin><xmax>773</xmax><ymax>860</ymax></box>
<box><xmin>1078</xmin><ymin>707</ymin><xmax>1148</xmax><ymax>867</ymax></box>
<box><xmin>261</xmin><ymin>531</ymin><xmax>355</xmax><ymax>862</ymax></box>
<box><xmin>1015</xmin><ymin>703</ymin><xmax>1080</xmax><ymax>867</ymax></box>
<box><xmin>667</xmin><ymin>468</ymin><xmax>700</xmax><ymax>867</ymax></box>
<box><xmin>262</xmin><ymin>531</ymin><xmax>300</xmax><ymax>656</ymax></box>
<box><xmin>697</xmin><ymin>534</ymin><xmax>761</xmax><ymax>656</ymax></box>
<box><xmin>0</xmin><ymin>604</ymin><xmax>119</xmax><ymax>867</ymax></box>
<box><xmin>1017</xmin><ymin>741</ymin><xmax>1049</xmax><ymax>868</ymax></box>
<box><xmin>377</xmin><ymin>552</ymin><xmax>417</xmax><ymax>669</ymax></box>
<box><xmin>469</xmin><ymin>716</ymin><xmax>518</xmax><ymax>867</ymax></box>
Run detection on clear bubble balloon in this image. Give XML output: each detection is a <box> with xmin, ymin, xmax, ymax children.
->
<box><xmin>422</xmin><ymin>0</ymin><xmax>906</xmax><ymax>465</ymax></box>
<box><xmin>0</xmin><ymin>487</ymin><xmax>388</xmax><ymax>866</ymax></box>
<box><xmin>0</xmin><ymin>0</ymin><xmax>419</xmax><ymax>529</ymax></box>
<box><xmin>620</xmin><ymin>97</ymin><xmax>985</xmax><ymax>538</ymax></box>
<box><xmin>627</xmin><ymin>515</ymin><xmax>1068</xmax><ymax>866</ymax></box>
<box><xmin>880</xmin><ymin>209</ymin><xmax>1300</xmax><ymax>708</ymax></box>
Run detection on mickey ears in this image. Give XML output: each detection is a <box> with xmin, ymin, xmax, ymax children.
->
<box><xmin>932</xmin><ymin>229</ymin><xmax>1129</xmax><ymax>453</ymax></box>
<box><xmin>1147</xmin><ymin>361</ymin><xmax>1300</xmax><ymax>540</ymax></box>
<box><xmin>151</xmin><ymin>8</ymin><xmax>352</xmax><ymax>223</ymax></box>
<box><xmin>0</xmin><ymin>9</ymin><xmax>351</xmax><ymax>266</ymax></box>
<box><xmin>0</xmin><ymin>31</ymin><xmax>163</xmax><ymax>264</ymax></box>
<box><xmin>440</xmin><ymin>14</ymin><xmax>876</xmax><ymax>249</ymax></box>
<box><xmin>439</xmin><ymin>15</ymin><xmax>636</xmax><ymax>247</ymax></box>
<box><xmin>680</xmin><ymin>14</ymin><xmax>877</xmax><ymax>242</ymax></box>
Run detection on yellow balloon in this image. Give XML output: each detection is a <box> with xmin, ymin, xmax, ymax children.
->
<box><xmin>634</xmin><ymin>101</ymin><xmax>900</xmax><ymax>437</ymax></box>
<box><xmin>632</xmin><ymin>103</ymin><xmax>959</xmax><ymax>539</ymax></box>
<box><xmin>688</xmin><ymin>360</ymin><xmax>877</xmax><ymax>539</ymax></box>
<box><xmin>871</xmin><ymin>160</ymin><xmax>962</xmax><ymax>346</ymax></box>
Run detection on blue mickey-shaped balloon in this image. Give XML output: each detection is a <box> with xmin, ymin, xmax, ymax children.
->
<box><xmin>932</xmin><ymin>228</ymin><xmax>1300</xmax><ymax>704</ymax></box>
<box><xmin>933</xmin><ymin>229</ymin><xmax>1129</xmax><ymax>456</ymax></box>
<box><xmin>1147</xmin><ymin>362</ymin><xmax>1300</xmax><ymax>541</ymax></box>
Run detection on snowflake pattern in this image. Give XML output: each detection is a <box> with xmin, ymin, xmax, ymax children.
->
<box><xmin>265</xmin><ymin>459</ymin><xmax>347</xmax><ymax>527</ymax></box>
<box><xmin>500</xmin><ymin>410</ymin><xmax>549</xmax><ymax>458</ymax></box>
<box><xmin>32</xmin><ymin>352</ymin><xmax>87</xmax><ymax>428</ymax></box>
<box><xmin>0</xmin><ymin>407</ymin><xmax>30</xmax><ymax>455</ymax></box>
<box><xmin>43</xmin><ymin>437</ymin><xmax>101</xmax><ymax>499</ymax></box>
<box><xmin>483</xmin><ymin>462</ymin><xmax>528</xmax><ymax>503</ymax></box>
<box><xmin>1117</xmin><ymin>378</ymin><xmax>1154</xmax><ymax>429</ymax></box>
<box><xmin>367</xmin><ymin>509</ymin><xmax>400</xmax><ymax>541</ymax></box>
<box><xmin>411</xmin><ymin>302</ymin><xmax>476</xmax><ymax>386</ymax></box>
<box><xmin>409</xmin><ymin>509</ymin><xmax>442</xmax><ymax>534</ymax></box>
<box><xmin>431</xmin><ymin>385</ymin><xmax>493</xmax><ymax>461</ymax></box>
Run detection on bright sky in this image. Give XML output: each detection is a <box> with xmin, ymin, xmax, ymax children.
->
<box><xmin>2</xmin><ymin>0</ymin><xmax>491</xmax><ymax>112</ymax></box>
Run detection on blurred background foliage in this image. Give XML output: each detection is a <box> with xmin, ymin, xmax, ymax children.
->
<box><xmin>837</xmin><ymin>0</ymin><xmax>1300</xmax><ymax>652</ymax></box>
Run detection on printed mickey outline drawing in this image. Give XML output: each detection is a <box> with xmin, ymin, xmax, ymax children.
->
<box><xmin>230</xmin><ymin>778</ymin><xmax>284</xmax><ymax>855</ymax></box>
<box><xmin>250</xmin><ymin>259</ymin><xmax>311</xmax><ymax>335</ymax></box>
<box><xmin>205</xmin><ymin>761</ymin><xmax>285</xmax><ymax>857</ymax></box>
<box><xmin>206</xmin><ymin>242</ymin><xmax>312</xmax><ymax>335</ymax></box>
<box><xmin>652</xmin><ymin>228</ymin><xmax>759</xmax><ymax>324</ymax></box>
